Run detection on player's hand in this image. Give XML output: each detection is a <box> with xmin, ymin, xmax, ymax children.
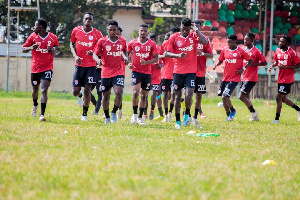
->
<box><xmin>32</xmin><ymin>44</ymin><xmax>39</xmax><ymax>50</ymax></box>
<box><xmin>156</xmin><ymin>63</ymin><xmax>163</xmax><ymax>69</ymax></box>
<box><xmin>278</xmin><ymin>64</ymin><xmax>287</xmax><ymax>69</ymax></box>
<box><xmin>97</xmin><ymin>59</ymin><xmax>103</xmax><ymax>66</ymax></box>
<box><xmin>179</xmin><ymin>53</ymin><xmax>186</xmax><ymax>58</ymax></box>
<box><xmin>86</xmin><ymin>50</ymin><xmax>93</xmax><ymax>56</ymax></box>
<box><xmin>128</xmin><ymin>63</ymin><xmax>133</xmax><ymax>69</ymax></box>
<box><xmin>47</xmin><ymin>46</ymin><xmax>54</xmax><ymax>53</ymax></box>
<box><xmin>124</xmin><ymin>57</ymin><xmax>129</xmax><ymax>65</ymax></box>
<box><xmin>159</xmin><ymin>52</ymin><xmax>165</xmax><ymax>59</ymax></box>
<box><xmin>237</xmin><ymin>68</ymin><xmax>244</xmax><ymax>75</ymax></box>
<box><xmin>268</xmin><ymin>65</ymin><xmax>274</xmax><ymax>71</ymax></box>
<box><xmin>192</xmin><ymin>24</ymin><xmax>199</xmax><ymax>32</ymax></box>
<box><xmin>140</xmin><ymin>59</ymin><xmax>147</xmax><ymax>65</ymax></box>
<box><xmin>213</xmin><ymin>65</ymin><xmax>217</xmax><ymax>70</ymax></box>
<box><xmin>197</xmin><ymin>49</ymin><xmax>203</xmax><ymax>56</ymax></box>
<box><xmin>75</xmin><ymin>56</ymin><xmax>83</xmax><ymax>65</ymax></box>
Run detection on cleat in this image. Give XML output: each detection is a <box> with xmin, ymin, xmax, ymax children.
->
<box><xmin>162</xmin><ymin>115</ymin><xmax>169</xmax><ymax>122</ymax></box>
<box><xmin>137</xmin><ymin>118</ymin><xmax>145</xmax><ymax>125</ymax></box>
<box><xmin>105</xmin><ymin>118</ymin><xmax>111</xmax><ymax>125</ymax></box>
<box><xmin>225</xmin><ymin>116</ymin><xmax>232</xmax><ymax>121</ymax></box>
<box><xmin>111</xmin><ymin>113</ymin><xmax>117</xmax><ymax>123</ymax></box>
<box><xmin>77</xmin><ymin>92</ymin><xmax>83</xmax><ymax>107</ymax></box>
<box><xmin>92</xmin><ymin>110</ymin><xmax>99</xmax><ymax>115</ymax></box>
<box><xmin>183</xmin><ymin>114</ymin><xmax>190</xmax><ymax>126</ymax></box>
<box><xmin>149</xmin><ymin>110</ymin><xmax>154</xmax><ymax>120</ymax></box>
<box><xmin>167</xmin><ymin>113</ymin><xmax>172</xmax><ymax>122</ymax></box>
<box><xmin>117</xmin><ymin>109</ymin><xmax>122</xmax><ymax>119</ymax></box>
<box><xmin>32</xmin><ymin>106</ymin><xmax>38</xmax><ymax>117</ymax></box>
<box><xmin>200</xmin><ymin>113</ymin><xmax>206</xmax><ymax>118</ymax></box>
<box><xmin>250</xmin><ymin>111</ymin><xmax>259</xmax><ymax>121</ymax></box>
<box><xmin>154</xmin><ymin>115</ymin><xmax>164</xmax><ymax>120</ymax></box>
<box><xmin>192</xmin><ymin>118</ymin><xmax>200</xmax><ymax>126</ymax></box>
<box><xmin>131</xmin><ymin>114</ymin><xmax>138</xmax><ymax>124</ymax></box>
<box><xmin>271</xmin><ymin>120</ymin><xmax>279</xmax><ymax>124</ymax></box>
<box><xmin>175</xmin><ymin>121</ymin><xmax>181</xmax><ymax>129</ymax></box>
<box><xmin>38</xmin><ymin>115</ymin><xmax>46</xmax><ymax>122</ymax></box>
<box><xmin>142</xmin><ymin>115</ymin><xmax>148</xmax><ymax>120</ymax></box>
<box><xmin>102</xmin><ymin>114</ymin><xmax>106</xmax><ymax>119</ymax></box>
<box><xmin>81</xmin><ymin>115</ymin><xmax>88</xmax><ymax>121</ymax></box>
<box><xmin>229</xmin><ymin>110</ymin><xmax>236</xmax><ymax>121</ymax></box>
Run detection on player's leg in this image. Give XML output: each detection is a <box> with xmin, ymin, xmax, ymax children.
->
<box><xmin>131</xmin><ymin>82</ymin><xmax>141</xmax><ymax>124</ymax></box>
<box><xmin>272</xmin><ymin>93</ymin><xmax>284</xmax><ymax>123</ymax></box>
<box><xmin>239</xmin><ymin>81</ymin><xmax>258</xmax><ymax>121</ymax></box>
<box><xmin>90</xmin><ymin>84</ymin><xmax>97</xmax><ymax>107</ymax></box>
<box><xmin>222</xmin><ymin>82</ymin><xmax>238</xmax><ymax>121</ymax></box>
<box><xmin>155</xmin><ymin>88</ymin><xmax>164</xmax><ymax>120</ymax></box>
<box><xmin>282</xmin><ymin>95</ymin><xmax>300</xmax><ymax>122</ymax></box>
<box><xmin>193</xmin><ymin>77</ymin><xmax>206</xmax><ymax>125</ymax></box>
<box><xmin>143</xmin><ymin>98</ymin><xmax>148</xmax><ymax>120</ymax></box>
<box><xmin>149</xmin><ymin>85</ymin><xmax>159</xmax><ymax>120</ymax></box>
<box><xmin>173</xmin><ymin>73</ymin><xmax>184</xmax><ymax>128</ymax></box>
<box><xmin>72</xmin><ymin>66</ymin><xmax>83</xmax><ymax>107</ymax></box>
<box><xmin>110</xmin><ymin>76</ymin><xmax>124</xmax><ymax>123</ymax></box>
<box><xmin>81</xmin><ymin>67</ymin><xmax>96</xmax><ymax>121</ymax></box>
<box><xmin>39</xmin><ymin>79</ymin><xmax>51</xmax><ymax>122</ymax></box>
<box><xmin>182</xmin><ymin>74</ymin><xmax>195</xmax><ymax>126</ymax></box>
<box><xmin>31</xmin><ymin>73</ymin><xmax>40</xmax><ymax>117</ymax></box>
<box><xmin>93</xmin><ymin>74</ymin><xmax>102</xmax><ymax>115</ymax></box>
<box><xmin>102</xmin><ymin>86</ymin><xmax>111</xmax><ymax>125</ymax></box>
<box><xmin>169</xmin><ymin>86</ymin><xmax>175</xmax><ymax>119</ymax></box>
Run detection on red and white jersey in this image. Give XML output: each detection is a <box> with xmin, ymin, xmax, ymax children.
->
<box><xmin>218</xmin><ymin>46</ymin><xmax>252</xmax><ymax>82</ymax></box>
<box><xmin>23</xmin><ymin>32</ymin><xmax>59</xmax><ymax>73</ymax></box>
<box><xmin>70</xmin><ymin>26</ymin><xmax>103</xmax><ymax>67</ymax></box>
<box><xmin>127</xmin><ymin>38</ymin><xmax>158</xmax><ymax>74</ymax></box>
<box><xmin>196</xmin><ymin>36</ymin><xmax>213</xmax><ymax>77</ymax></box>
<box><xmin>242</xmin><ymin>46</ymin><xmax>266</xmax><ymax>82</ymax></box>
<box><xmin>160</xmin><ymin>41</ymin><xmax>174</xmax><ymax>79</ymax></box>
<box><xmin>151</xmin><ymin>45</ymin><xmax>162</xmax><ymax>85</ymax></box>
<box><xmin>274</xmin><ymin>47</ymin><xmax>300</xmax><ymax>84</ymax></box>
<box><xmin>94</xmin><ymin>36</ymin><xmax>127</xmax><ymax>78</ymax></box>
<box><xmin>119</xmin><ymin>36</ymin><xmax>127</xmax><ymax>76</ymax></box>
<box><xmin>166</xmin><ymin>32</ymin><xmax>199</xmax><ymax>74</ymax></box>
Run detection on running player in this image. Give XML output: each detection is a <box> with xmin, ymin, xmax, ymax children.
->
<box><xmin>116</xmin><ymin>26</ymin><xmax>124</xmax><ymax>119</ymax></box>
<box><xmin>127</xmin><ymin>24</ymin><xmax>159</xmax><ymax>125</ymax></box>
<box><xmin>241</xmin><ymin>32</ymin><xmax>267</xmax><ymax>121</ymax></box>
<box><xmin>213</xmin><ymin>34</ymin><xmax>253</xmax><ymax>121</ymax></box>
<box><xmin>93</xmin><ymin>20</ymin><xmax>128</xmax><ymax>124</ymax></box>
<box><xmin>191</xmin><ymin>20</ymin><xmax>213</xmax><ymax>126</ymax></box>
<box><xmin>70</xmin><ymin>12</ymin><xmax>103</xmax><ymax>121</ymax></box>
<box><xmin>165</xmin><ymin>18</ymin><xmax>208</xmax><ymax>129</ymax></box>
<box><xmin>22</xmin><ymin>18</ymin><xmax>59</xmax><ymax>122</ymax></box>
<box><xmin>268</xmin><ymin>35</ymin><xmax>300</xmax><ymax>123</ymax></box>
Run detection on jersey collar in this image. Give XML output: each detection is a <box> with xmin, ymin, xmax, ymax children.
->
<box><xmin>138</xmin><ymin>38</ymin><xmax>148</xmax><ymax>45</ymax></box>
<box><xmin>108</xmin><ymin>36</ymin><xmax>119</xmax><ymax>43</ymax></box>
<box><xmin>38</xmin><ymin>32</ymin><xmax>49</xmax><ymax>40</ymax></box>
<box><xmin>280</xmin><ymin>46</ymin><xmax>289</xmax><ymax>53</ymax></box>
<box><xmin>81</xmin><ymin>26</ymin><xmax>93</xmax><ymax>34</ymax></box>
<box><xmin>229</xmin><ymin>46</ymin><xmax>238</xmax><ymax>52</ymax></box>
<box><xmin>245</xmin><ymin>45</ymin><xmax>254</xmax><ymax>52</ymax></box>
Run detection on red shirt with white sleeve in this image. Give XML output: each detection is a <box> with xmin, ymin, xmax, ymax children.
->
<box><xmin>274</xmin><ymin>47</ymin><xmax>300</xmax><ymax>84</ymax></box>
<box><xmin>218</xmin><ymin>46</ymin><xmax>252</xmax><ymax>82</ymax></box>
<box><xmin>23</xmin><ymin>32</ymin><xmax>59</xmax><ymax>73</ymax></box>
<box><xmin>94</xmin><ymin>36</ymin><xmax>127</xmax><ymax>78</ymax></box>
<box><xmin>166</xmin><ymin>32</ymin><xmax>199</xmax><ymax>74</ymax></box>
<box><xmin>160</xmin><ymin>41</ymin><xmax>174</xmax><ymax>79</ymax></box>
<box><xmin>196</xmin><ymin>36</ymin><xmax>213</xmax><ymax>77</ymax></box>
<box><xmin>70</xmin><ymin>26</ymin><xmax>103</xmax><ymax>67</ymax></box>
<box><xmin>127</xmin><ymin>38</ymin><xmax>158</xmax><ymax>75</ymax></box>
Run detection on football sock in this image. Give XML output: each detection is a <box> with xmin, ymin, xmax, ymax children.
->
<box><xmin>292</xmin><ymin>104</ymin><xmax>300</xmax><ymax>111</ymax></box>
<box><xmin>82</xmin><ymin>105</ymin><xmax>88</xmax><ymax>116</ymax></box>
<box><xmin>41</xmin><ymin>103</ymin><xmax>46</xmax><ymax>116</ymax></box>
<box><xmin>139</xmin><ymin>108</ymin><xmax>145</xmax><ymax>118</ymax></box>
<box><xmin>199</xmin><ymin>107</ymin><xmax>203</xmax><ymax>114</ymax></box>
<box><xmin>151</xmin><ymin>105</ymin><xmax>155</xmax><ymax>110</ymax></box>
<box><xmin>33</xmin><ymin>98</ymin><xmax>38</xmax><ymax>106</ymax></box>
<box><xmin>91</xmin><ymin>93</ymin><xmax>96</xmax><ymax>106</ymax></box>
<box><xmin>165</xmin><ymin>108</ymin><xmax>168</xmax><ymax>115</ymax></box>
<box><xmin>248</xmin><ymin>105</ymin><xmax>256</xmax><ymax>113</ymax></box>
<box><xmin>175</xmin><ymin>113</ymin><xmax>180</xmax><ymax>122</ymax></box>
<box><xmin>104</xmin><ymin>109</ymin><xmax>110</xmax><ymax>118</ymax></box>
<box><xmin>78</xmin><ymin>92</ymin><xmax>83</xmax><ymax>98</ymax></box>
<box><xmin>230</xmin><ymin>107</ymin><xmax>235</xmax><ymax>112</ymax></box>
<box><xmin>133</xmin><ymin>105</ymin><xmax>138</xmax><ymax>114</ymax></box>
<box><xmin>275</xmin><ymin>113</ymin><xmax>280</xmax><ymax>120</ymax></box>
<box><xmin>185</xmin><ymin>108</ymin><xmax>190</xmax><ymax>116</ymax></box>
<box><xmin>226</xmin><ymin>111</ymin><xmax>230</xmax><ymax>116</ymax></box>
<box><xmin>194</xmin><ymin>108</ymin><xmax>200</xmax><ymax>119</ymax></box>
<box><xmin>158</xmin><ymin>107</ymin><xmax>163</xmax><ymax>116</ymax></box>
<box><xmin>111</xmin><ymin>105</ymin><xmax>119</xmax><ymax>113</ymax></box>
<box><xmin>119</xmin><ymin>103</ymin><xmax>122</xmax><ymax>110</ymax></box>
<box><xmin>169</xmin><ymin>103</ymin><xmax>174</xmax><ymax>113</ymax></box>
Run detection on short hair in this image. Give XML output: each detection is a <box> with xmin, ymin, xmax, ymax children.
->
<box><xmin>118</xmin><ymin>26</ymin><xmax>123</xmax><ymax>32</ymax></box>
<box><xmin>193</xmin><ymin>20</ymin><xmax>202</xmax><ymax>26</ymax></box>
<box><xmin>149</xmin><ymin>33</ymin><xmax>156</xmax><ymax>39</ymax></box>
<box><xmin>140</xmin><ymin>24</ymin><xmax>148</xmax><ymax>28</ymax></box>
<box><xmin>85</xmin><ymin>12</ymin><xmax>93</xmax><ymax>17</ymax></box>
<box><xmin>108</xmin><ymin>20</ymin><xmax>118</xmax><ymax>27</ymax></box>
<box><xmin>280</xmin><ymin>35</ymin><xmax>292</xmax><ymax>44</ymax></box>
<box><xmin>228</xmin><ymin>34</ymin><xmax>237</xmax><ymax>40</ymax></box>
<box><xmin>170</xmin><ymin>26</ymin><xmax>180</xmax><ymax>33</ymax></box>
<box><xmin>246</xmin><ymin>32</ymin><xmax>255</xmax><ymax>40</ymax></box>
<box><xmin>37</xmin><ymin>18</ymin><xmax>47</xmax><ymax>29</ymax></box>
<box><xmin>165</xmin><ymin>32</ymin><xmax>171</xmax><ymax>38</ymax></box>
<box><xmin>181</xmin><ymin>18</ymin><xmax>192</xmax><ymax>27</ymax></box>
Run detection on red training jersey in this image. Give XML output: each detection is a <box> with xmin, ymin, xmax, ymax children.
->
<box><xmin>242</xmin><ymin>46</ymin><xmax>266</xmax><ymax>82</ymax></box>
<box><xmin>160</xmin><ymin>41</ymin><xmax>174</xmax><ymax>79</ymax></box>
<box><xmin>196</xmin><ymin>36</ymin><xmax>213</xmax><ymax>77</ymax></box>
<box><xmin>127</xmin><ymin>38</ymin><xmax>158</xmax><ymax>74</ymax></box>
<box><xmin>274</xmin><ymin>47</ymin><xmax>300</xmax><ymax>84</ymax></box>
<box><xmin>218</xmin><ymin>46</ymin><xmax>252</xmax><ymax>82</ymax></box>
<box><xmin>119</xmin><ymin>36</ymin><xmax>127</xmax><ymax>76</ymax></box>
<box><xmin>23</xmin><ymin>32</ymin><xmax>59</xmax><ymax>73</ymax></box>
<box><xmin>151</xmin><ymin>45</ymin><xmax>162</xmax><ymax>85</ymax></box>
<box><xmin>70</xmin><ymin>26</ymin><xmax>103</xmax><ymax>67</ymax></box>
<box><xmin>166</xmin><ymin>32</ymin><xmax>199</xmax><ymax>74</ymax></box>
<box><xmin>94</xmin><ymin>36</ymin><xmax>127</xmax><ymax>78</ymax></box>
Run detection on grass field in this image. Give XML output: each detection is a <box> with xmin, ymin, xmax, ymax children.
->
<box><xmin>0</xmin><ymin>91</ymin><xmax>299</xmax><ymax>199</ymax></box>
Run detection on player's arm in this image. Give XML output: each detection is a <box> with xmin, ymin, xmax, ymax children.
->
<box><xmin>197</xmin><ymin>49</ymin><xmax>213</xmax><ymax>58</ymax></box>
<box><xmin>122</xmin><ymin>51</ymin><xmax>129</xmax><ymax>65</ymax></box>
<box><xmin>193</xmin><ymin>25</ymin><xmax>207</xmax><ymax>45</ymax></box>
<box><xmin>213</xmin><ymin>60</ymin><xmax>223</xmax><ymax>70</ymax></box>
<box><xmin>70</xmin><ymin>42</ymin><xmax>82</xmax><ymax>65</ymax></box>
<box><xmin>237</xmin><ymin>58</ymin><xmax>253</xmax><ymax>75</ymax></box>
<box><xmin>22</xmin><ymin>44</ymin><xmax>38</xmax><ymax>53</ymax></box>
<box><xmin>164</xmin><ymin>51</ymin><xmax>186</xmax><ymax>58</ymax></box>
<box><xmin>251</xmin><ymin>61</ymin><xmax>267</xmax><ymax>66</ymax></box>
<box><xmin>140</xmin><ymin>53</ymin><xmax>159</xmax><ymax>65</ymax></box>
<box><xmin>278</xmin><ymin>62</ymin><xmax>300</xmax><ymax>69</ymax></box>
<box><xmin>47</xmin><ymin>46</ymin><xmax>58</xmax><ymax>54</ymax></box>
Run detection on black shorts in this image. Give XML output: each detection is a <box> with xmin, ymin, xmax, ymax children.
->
<box><xmin>95</xmin><ymin>68</ymin><xmax>102</xmax><ymax>94</ymax></box>
<box><xmin>101</xmin><ymin>75</ymin><xmax>125</xmax><ymax>92</ymax></box>
<box><xmin>72</xmin><ymin>66</ymin><xmax>96</xmax><ymax>87</ymax></box>
<box><xmin>278</xmin><ymin>83</ymin><xmax>293</xmax><ymax>95</ymax></box>
<box><xmin>173</xmin><ymin>73</ymin><xmax>196</xmax><ymax>91</ymax></box>
<box><xmin>151</xmin><ymin>84</ymin><xmax>161</xmax><ymax>92</ymax></box>
<box><xmin>161</xmin><ymin>79</ymin><xmax>173</xmax><ymax>92</ymax></box>
<box><xmin>218</xmin><ymin>81</ymin><xmax>239</xmax><ymax>97</ymax></box>
<box><xmin>240</xmin><ymin>81</ymin><xmax>256</xmax><ymax>95</ymax></box>
<box><xmin>131</xmin><ymin>71</ymin><xmax>151</xmax><ymax>91</ymax></box>
<box><xmin>194</xmin><ymin>76</ymin><xmax>206</xmax><ymax>94</ymax></box>
<box><xmin>31</xmin><ymin>70</ymin><xmax>53</xmax><ymax>86</ymax></box>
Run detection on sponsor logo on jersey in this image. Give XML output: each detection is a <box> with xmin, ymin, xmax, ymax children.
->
<box><xmin>89</xmin><ymin>36</ymin><xmax>93</xmax><ymax>40</ymax></box>
<box><xmin>136</xmin><ymin>52</ymin><xmax>150</xmax><ymax>59</ymax></box>
<box><xmin>177</xmin><ymin>41</ymin><xmax>182</xmax><ymax>47</ymax></box>
<box><xmin>107</xmin><ymin>51</ymin><xmax>122</xmax><ymax>57</ymax></box>
<box><xmin>106</xmin><ymin>45</ymin><xmax>111</xmax><ymax>51</ymax></box>
<box><xmin>179</xmin><ymin>44</ymin><xmax>194</xmax><ymax>52</ymax></box>
<box><xmin>78</xmin><ymin>41</ymin><xmax>93</xmax><ymax>47</ymax></box>
<box><xmin>278</xmin><ymin>60</ymin><xmax>287</xmax><ymax>65</ymax></box>
<box><xmin>233</xmin><ymin>53</ymin><xmax>237</xmax><ymax>57</ymax></box>
<box><xmin>226</xmin><ymin>59</ymin><xmax>237</xmax><ymax>63</ymax></box>
<box><xmin>135</xmin><ymin>46</ymin><xmax>140</xmax><ymax>52</ymax></box>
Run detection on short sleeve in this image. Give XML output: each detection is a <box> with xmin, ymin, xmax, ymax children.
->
<box><xmin>127</xmin><ymin>41</ymin><xmax>133</xmax><ymax>53</ymax></box>
<box><xmin>291</xmin><ymin>50</ymin><xmax>300</xmax><ymax>65</ymax></box>
<box><xmin>218</xmin><ymin>49</ymin><xmax>225</xmax><ymax>61</ymax></box>
<box><xmin>122</xmin><ymin>39</ymin><xmax>127</xmax><ymax>52</ymax></box>
<box><xmin>242</xmin><ymin>49</ymin><xmax>252</xmax><ymax>61</ymax></box>
<box><xmin>54</xmin><ymin>35</ymin><xmax>59</xmax><ymax>46</ymax></box>
<box><xmin>166</xmin><ymin>34</ymin><xmax>175</xmax><ymax>52</ymax></box>
<box><xmin>257</xmin><ymin>49</ymin><xmax>266</xmax><ymax>63</ymax></box>
<box><xmin>205</xmin><ymin>40</ymin><xmax>213</xmax><ymax>54</ymax></box>
<box><xmin>152</xmin><ymin>43</ymin><xmax>158</xmax><ymax>55</ymax></box>
<box><xmin>96</xmin><ymin>30</ymin><xmax>103</xmax><ymax>40</ymax></box>
<box><xmin>23</xmin><ymin>34</ymin><xmax>34</xmax><ymax>47</ymax></box>
<box><xmin>93</xmin><ymin>39</ymin><xmax>103</xmax><ymax>55</ymax></box>
<box><xmin>70</xmin><ymin>28</ymin><xmax>77</xmax><ymax>43</ymax></box>
<box><xmin>274</xmin><ymin>51</ymin><xmax>278</xmax><ymax>62</ymax></box>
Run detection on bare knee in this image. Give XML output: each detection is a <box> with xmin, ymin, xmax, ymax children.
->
<box><xmin>140</xmin><ymin>93</ymin><xmax>148</xmax><ymax>101</ymax></box>
<box><xmin>41</xmin><ymin>87</ymin><xmax>48</xmax><ymax>95</ymax></box>
<box><xmin>73</xmin><ymin>88</ymin><xmax>81</xmax><ymax>96</ymax></box>
<box><xmin>133</xmin><ymin>90</ymin><xmax>139</xmax><ymax>99</ymax></box>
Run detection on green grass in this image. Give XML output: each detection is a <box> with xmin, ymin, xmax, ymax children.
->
<box><xmin>0</xmin><ymin>92</ymin><xmax>299</xmax><ymax>199</ymax></box>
